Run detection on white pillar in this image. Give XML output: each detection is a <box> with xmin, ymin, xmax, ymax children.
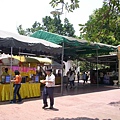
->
<box><xmin>118</xmin><ymin>60</ymin><xmax>120</xmax><ymax>87</ymax></box>
<box><xmin>117</xmin><ymin>45</ymin><xmax>120</xmax><ymax>88</ymax></box>
<box><xmin>64</xmin><ymin>60</ymin><xmax>73</xmax><ymax>75</ymax></box>
<box><xmin>10</xmin><ymin>47</ymin><xmax>13</xmax><ymax>101</ymax></box>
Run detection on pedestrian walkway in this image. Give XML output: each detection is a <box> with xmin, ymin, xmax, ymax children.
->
<box><xmin>53</xmin><ymin>81</ymin><xmax>118</xmax><ymax>97</ymax></box>
<box><xmin>0</xmin><ymin>84</ymin><xmax>120</xmax><ymax>120</ymax></box>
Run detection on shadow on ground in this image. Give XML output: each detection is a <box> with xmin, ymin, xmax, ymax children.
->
<box><xmin>48</xmin><ymin>117</ymin><xmax>111</xmax><ymax>120</ymax></box>
<box><xmin>0</xmin><ymin>83</ymin><xmax>118</xmax><ymax>105</ymax></box>
<box><xmin>108</xmin><ymin>100</ymin><xmax>120</xmax><ymax>110</ymax></box>
<box><xmin>53</xmin><ymin>83</ymin><xmax>118</xmax><ymax>97</ymax></box>
<box><xmin>43</xmin><ymin>107</ymin><xmax>59</xmax><ymax>111</ymax></box>
<box><xmin>0</xmin><ymin>97</ymin><xmax>40</xmax><ymax>105</ymax></box>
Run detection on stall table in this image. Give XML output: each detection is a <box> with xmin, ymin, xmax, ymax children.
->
<box><xmin>0</xmin><ymin>83</ymin><xmax>41</xmax><ymax>102</ymax></box>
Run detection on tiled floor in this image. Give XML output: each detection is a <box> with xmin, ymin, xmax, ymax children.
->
<box><xmin>0</xmin><ymin>82</ymin><xmax>120</xmax><ymax>120</ymax></box>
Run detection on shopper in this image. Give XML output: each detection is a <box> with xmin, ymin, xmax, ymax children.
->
<box><xmin>77</xmin><ymin>71</ymin><xmax>80</xmax><ymax>84</ymax></box>
<box><xmin>2</xmin><ymin>67</ymin><xmax>9</xmax><ymax>76</ymax></box>
<box><xmin>83</xmin><ymin>72</ymin><xmax>87</xmax><ymax>84</ymax></box>
<box><xmin>40</xmin><ymin>68</ymin><xmax>55</xmax><ymax>109</ymax></box>
<box><xmin>69</xmin><ymin>71</ymin><xmax>75</xmax><ymax>88</ymax></box>
<box><xmin>10</xmin><ymin>70</ymin><xmax>22</xmax><ymax>103</ymax></box>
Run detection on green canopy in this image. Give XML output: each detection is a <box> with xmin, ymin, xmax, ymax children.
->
<box><xmin>31</xmin><ymin>30</ymin><xmax>117</xmax><ymax>57</ymax></box>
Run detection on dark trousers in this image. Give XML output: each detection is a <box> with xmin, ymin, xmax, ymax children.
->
<box><xmin>100</xmin><ymin>77</ymin><xmax>103</xmax><ymax>84</ymax></box>
<box><xmin>43</xmin><ymin>87</ymin><xmax>54</xmax><ymax>107</ymax></box>
<box><xmin>13</xmin><ymin>84</ymin><xmax>22</xmax><ymax>103</ymax></box>
<box><xmin>83</xmin><ymin>78</ymin><xmax>88</xmax><ymax>84</ymax></box>
<box><xmin>77</xmin><ymin>77</ymin><xmax>80</xmax><ymax>83</ymax></box>
<box><xmin>69</xmin><ymin>80</ymin><xmax>74</xmax><ymax>87</ymax></box>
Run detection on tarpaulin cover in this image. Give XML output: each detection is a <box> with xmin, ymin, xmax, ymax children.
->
<box><xmin>31</xmin><ymin>30</ymin><xmax>117</xmax><ymax>56</ymax></box>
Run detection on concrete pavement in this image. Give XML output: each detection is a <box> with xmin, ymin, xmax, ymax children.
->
<box><xmin>0</xmin><ymin>84</ymin><xmax>120</xmax><ymax>120</ymax></box>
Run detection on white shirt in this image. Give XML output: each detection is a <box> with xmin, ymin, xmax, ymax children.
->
<box><xmin>69</xmin><ymin>73</ymin><xmax>75</xmax><ymax>81</ymax></box>
<box><xmin>45</xmin><ymin>74</ymin><xmax>55</xmax><ymax>87</ymax></box>
<box><xmin>100</xmin><ymin>72</ymin><xmax>103</xmax><ymax>77</ymax></box>
<box><xmin>82</xmin><ymin>74</ymin><xmax>86</xmax><ymax>80</ymax></box>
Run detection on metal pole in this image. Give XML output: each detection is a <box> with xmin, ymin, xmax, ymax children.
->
<box><xmin>61</xmin><ymin>42</ymin><xmax>64</xmax><ymax>95</ymax></box>
<box><xmin>116</xmin><ymin>61</ymin><xmax>117</xmax><ymax>73</ymax></box>
<box><xmin>10</xmin><ymin>47</ymin><xmax>13</xmax><ymax>101</ymax></box>
<box><xmin>96</xmin><ymin>49</ymin><xmax>99</xmax><ymax>87</ymax></box>
<box><xmin>90</xmin><ymin>62</ymin><xmax>91</xmax><ymax>83</ymax></box>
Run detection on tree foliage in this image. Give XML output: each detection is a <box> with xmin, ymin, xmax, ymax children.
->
<box><xmin>42</xmin><ymin>15</ymin><xmax>63</xmax><ymax>34</ymax></box>
<box><xmin>17</xmin><ymin>21</ymin><xmax>43</xmax><ymax>36</ymax></box>
<box><xmin>17</xmin><ymin>25</ymin><xmax>26</xmax><ymax>35</ymax></box>
<box><xmin>49</xmin><ymin>0</ymin><xmax>79</xmax><ymax>12</ymax></box>
<box><xmin>79</xmin><ymin>0</ymin><xmax>120</xmax><ymax>46</ymax></box>
<box><xmin>50</xmin><ymin>0</ymin><xmax>120</xmax><ymax>45</ymax></box>
<box><xmin>49</xmin><ymin>0</ymin><xmax>120</xmax><ymax>14</ymax></box>
<box><xmin>17</xmin><ymin>15</ymin><xmax>75</xmax><ymax>37</ymax></box>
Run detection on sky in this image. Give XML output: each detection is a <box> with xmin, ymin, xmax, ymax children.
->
<box><xmin>0</xmin><ymin>0</ymin><xmax>104</xmax><ymax>36</ymax></box>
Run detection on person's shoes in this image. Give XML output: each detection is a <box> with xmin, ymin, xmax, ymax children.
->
<box><xmin>10</xmin><ymin>101</ymin><xmax>16</xmax><ymax>104</ymax></box>
<box><xmin>17</xmin><ymin>100</ymin><xmax>22</xmax><ymax>103</ymax></box>
<box><xmin>42</xmin><ymin>104</ymin><xmax>48</xmax><ymax>109</ymax></box>
<box><xmin>49</xmin><ymin>106</ymin><xmax>53</xmax><ymax>109</ymax></box>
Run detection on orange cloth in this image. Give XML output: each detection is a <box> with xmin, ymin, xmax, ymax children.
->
<box><xmin>14</xmin><ymin>75</ymin><xmax>22</xmax><ymax>84</ymax></box>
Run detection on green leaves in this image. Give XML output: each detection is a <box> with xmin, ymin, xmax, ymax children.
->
<box><xmin>49</xmin><ymin>0</ymin><xmax>79</xmax><ymax>12</ymax></box>
<box><xmin>17</xmin><ymin>15</ymin><xmax>75</xmax><ymax>37</ymax></box>
<box><xmin>17</xmin><ymin>25</ymin><xmax>26</xmax><ymax>35</ymax></box>
<box><xmin>79</xmin><ymin>1</ymin><xmax>120</xmax><ymax>46</ymax></box>
<box><xmin>49</xmin><ymin>0</ymin><xmax>64</xmax><ymax>8</ymax></box>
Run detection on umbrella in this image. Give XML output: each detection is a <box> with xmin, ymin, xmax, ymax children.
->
<box><xmin>0</xmin><ymin>54</ymin><xmax>20</xmax><ymax>65</ymax></box>
<box><xmin>51</xmin><ymin>60</ymin><xmax>62</xmax><ymax>69</ymax></box>
<box><xmin>29</xmin><ymin>56</ymin><xmax>52</xmax><ymax>64</ymax></box>
<box><xmin>13</xmin><ymin>56</ymin><xmax>40</xmax><ymax>63</ymax></box>
<box><xmin>13</xmin><ymin>56</ymin><xmax>52</xmax><ymax>64</ymax></box>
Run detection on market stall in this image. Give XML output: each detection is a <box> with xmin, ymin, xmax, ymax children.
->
<box><xmin>0</xmin><ymin>30</ymin><xmax>62</xmax><ymax>101</ymax></box>
<box><xmin>0</xmin><ymin>55</ymin><xmax>52</xmax><ymax>101</ymax></box>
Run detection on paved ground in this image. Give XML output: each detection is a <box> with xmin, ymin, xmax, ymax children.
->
<box><xmin>0</xmin><ymin>83</ymin><xmax>120</xmax><ymax>120</ymax></box>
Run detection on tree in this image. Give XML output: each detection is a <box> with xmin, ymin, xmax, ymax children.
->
<box><xmin>49</xmin><ymin>0</ymin><xmax>79</xmax><ymax>12</ymax></box>
<box><xmin>50</xmin><ymin>0</ymin><xmax>120</xmax><ymax>19</ymax></box>
<box><xmin>63</xmin><ymin>18</ymin><xmax>75</xmax><ymax>37</ymax></box>
<box><xmin>49</xmin><ymin>0</ymin><xmax>120</xmax><ymax>17</ymax></box>
<box><xmin>50</xmin><ymin>0</ymin><xmax>120</xmax><ymax>44</ymax></box>
<box><xmin>17</xmin><ymin>21</ymin><xmax>43</xmax><ymax>36</ymax></box>
<box><xmin>17</xmin><ymin>15</ymin><xmax>75</xmax><ymax>37</ymax></box>
<box><xmin>17</xmin><ymin>25</ymin><xmax>26</xmax><ymax>35</ymax></box>
<box><xmin>42</xmin><ymin>15</ymin><xmax>63</xmax><ymax>34</ymax></box>
<box><xmin>79</xmin><ymin>2</ymin><xmax>120</xmax><ymax>45</ymax></box>
<box><xmin>30</xmin><ymin>21</ymin><xmax>43</xmax><ymax>34</ymax></box>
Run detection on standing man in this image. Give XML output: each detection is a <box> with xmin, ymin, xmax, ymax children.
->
<box><xmin>69</xmin><ymin>71</ymin><xmax>75</xmax><ymax>88</ymax></box>
<box><xmin>40</xmin><ymin>68</ymin><xmax>55</xmax><ymax>109</ymax></box>
<box><xmin>83</xmin><ymin>72</ymin><xmax>87</xmax><ymax>84</ymax></box>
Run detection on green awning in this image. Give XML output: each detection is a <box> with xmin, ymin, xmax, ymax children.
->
<box><xmin>31</xmin><ymin>30</ymin><xmax>117</xmax><ymax>56</ymax></box>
